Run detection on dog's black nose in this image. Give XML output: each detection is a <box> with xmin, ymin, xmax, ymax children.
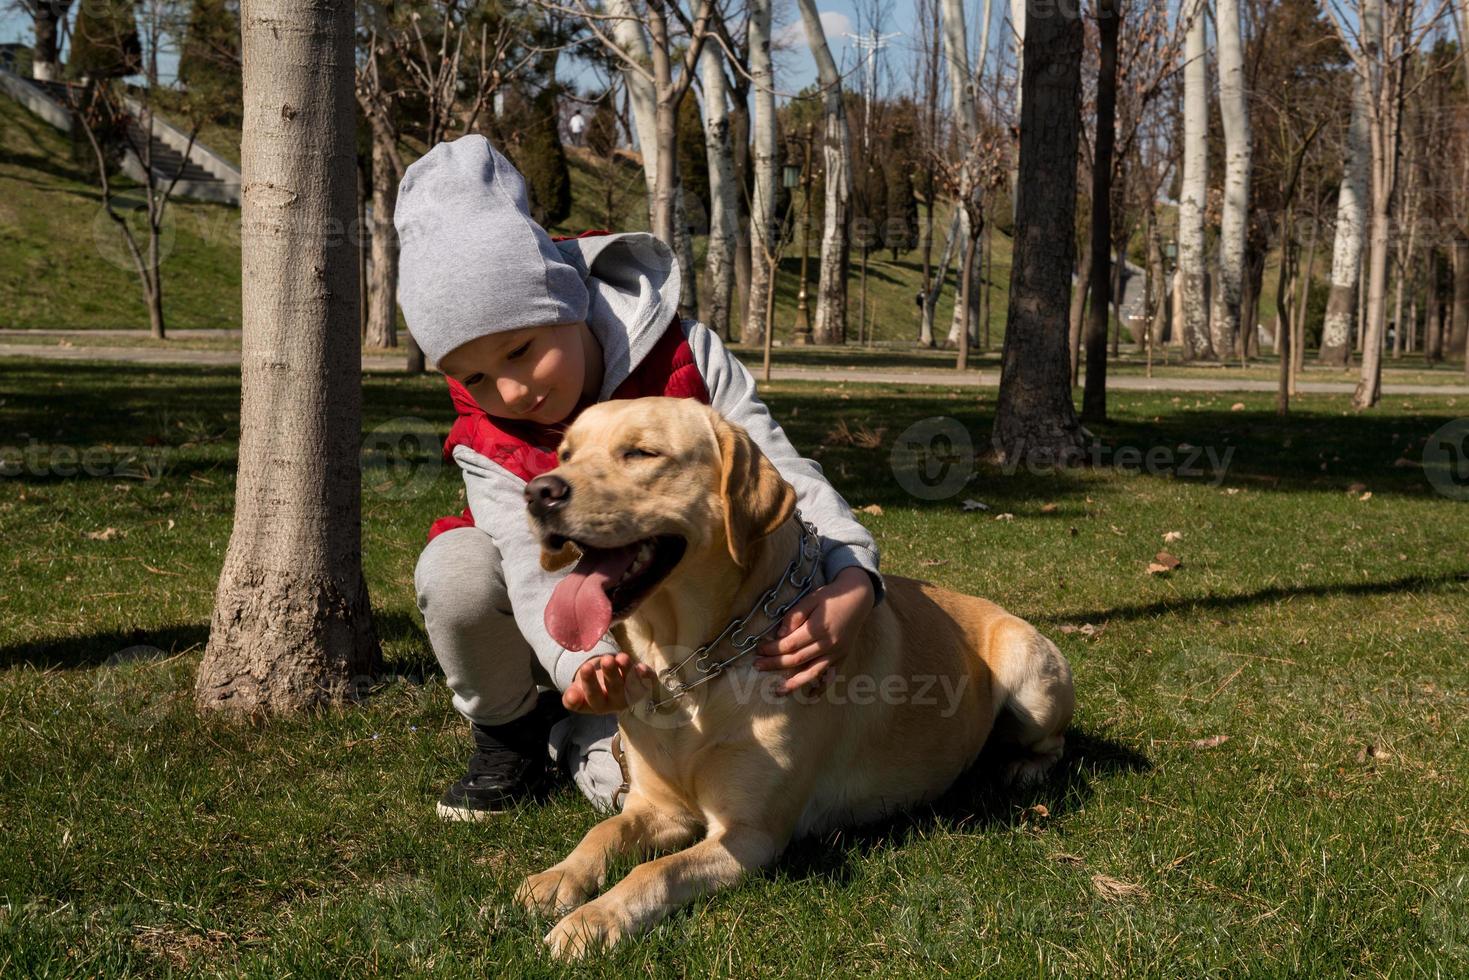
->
<box><xmin>525</xmin><ymin>474</ymin><xmax>571</xmax><ymax>518</ymax></box>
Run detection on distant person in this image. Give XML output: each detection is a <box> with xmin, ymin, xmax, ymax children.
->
<box><xmin>568</xmin><ymin>109</ymin><xmax>585</xmax><ymax>147</ymax></box>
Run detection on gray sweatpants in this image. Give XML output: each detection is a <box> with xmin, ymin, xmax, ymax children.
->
<box><xmin>414</xmin><ymin>526</ymin><xmax>624</xmax><ymax>810</ymax></box>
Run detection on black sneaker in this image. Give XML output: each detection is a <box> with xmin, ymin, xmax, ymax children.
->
<box><xmin>436</xmin><ymin>692</ymin><xmax>566</xmax><ymax>822</ymax></box>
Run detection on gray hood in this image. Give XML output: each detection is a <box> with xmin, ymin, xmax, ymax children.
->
<box><xmin>554</xmin><ymin>232</ymin><xmax>683</xmax><ymax>399</ymax></box>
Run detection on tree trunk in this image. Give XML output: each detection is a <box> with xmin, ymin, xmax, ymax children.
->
<box><xmin>607</xmin><ymin>0</ymin><xmax>701</xmax><ymax>320</ymax></box>
<box><xmin>1451</xmin><ymin>236</ymin><xmax>1469</xmax><ymax>360</ymax></box>
<box><xmin>796</xmin><ymin>0</ymin><xmax>851</xmax><ymax>344</ymax></box>
<box><xmin>946</xmin><ymin>212</ymin><xmax>983</xmax><ymax>346</ymax></box>
<box><xmin>1352</xmin><ymin>0</ymin><xmax>1396</xmax><ymax>411</ymax></box>
<box><xmin>1082</xmin><ymin>0</ymin><xmax>1118</xmax><ymax>423</ymax></box>
<box><xmin>1276</xmin><ymin>210</ymin><xmax>1296</xmax><ymax>415</ymax></box>
<box><xmin>1322</xmin><ymin>68</ymin><xmax>1369</xmax><ymax>365</ymax></box>
<box><xmin>1068</xmin><ymin>235</ymin><xmax>1091</xmax><ymax>386</ymax></box>
<box><xmin>1213</xmin><ymin>0</ymin><xmax>1251</xmax><ymax>361</ymax></box>
<box><xmin>357</xmin><ymin>158</ymin><xmax>368</xmax><ymax>341</ymax></box>
<box><xmin>699</xmin><ymin>45</ymin><xmax>737</xmax><ymax>341</ymax></box>
<box><xmin>958</xmin><ymin>216</ymin><xmax>980</xmax><ymax>369</ymax></box>
<box><xmin>744</xmin><ymin>0</ymin><xmax>777</xmax><ymax>346</ymax></box>
<box><xmin>1425</xmin><ymin>248</ymin><xmax>1443</xmax><ymax>361</ymax></box>
<box><xmin>731</xmin><ymin>96</ymin><xmax>752</xmax><ymax>337</ymax></box>
<box><xmin>32</xmin><ymin>3</ymin><xmax>71</xmax><ymax>81</ymax></box>
<box><xmin>366</xmin><ymin>125</ymin><xmax>399</xmax><ymax>350</ymax></box>
<box><xmin>1008</xmin><ymin>0</ymin><xmax>1026</xmax><ymax>210</ymax></box>
<box><xmin>1180</xmin><ymin>0</ymin><xmax>1211</xmax><ymax>360</ymax></box>
<box><xmin>992</xmin><ymin>0</ymin><xmax>1086</xmax><ymax>465</ymax></box>
<box><xmin>199</xmin><ymin>0</ymin><xmax>381</xmax><ymax>715</ymax></box>
<box><xmin>980</xmin><ymin>219</ymin><xmax>994</xmax><ymax>350</ymax></box>
<box><xmin>940</xmin><ymin>0</ymin><xmax>985</xmax><ymax>349</ymax></box>
<box><xmin>922</xmin><ymin>208</ymin><xmax>961</xmax><ymax>347</ymax></box>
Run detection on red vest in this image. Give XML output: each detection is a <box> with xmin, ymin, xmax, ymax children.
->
<box><xmin>426</xmin><ymin>232</ymin><xmax>709</xmax><ymax>542</ymax></box>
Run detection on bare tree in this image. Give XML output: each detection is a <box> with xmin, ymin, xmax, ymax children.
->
<box><xmin>1324</xmin><ymin>0</ymin><xmax>1452</xmax><ymax>408</ymax></box>
<box><xmin>744</xmin><ymin>0</ymin><xmax>777</xmax><ymax>345</ymax></box>
<box><xmin>1214</xmin><ymin>0</ymin><xmax>1253</xmax><ymax>359</ymax></box>
<box><xmin>1179</xmin><ymin>0</ymin><xmax>1211</xmax><ymax>359</ymax></box>
<box><xmin>940</xmin><ymin>0</ymin><xmax>995</xmax><ymax>348</ymax></box>
<box><xmin>1320</xmin><ymin>51</ymin><xmax>1369</xmax><ymax>365</ymax></box>
<box><xmin>992</xmin><ymin>0</ymin><xmax>1087</xmax><ymax>465</ymax></box>
<box><xmin>356</xmin><ymin>1</ymin><xmax>546</xmax><ymax>370</ymax></box>
<box><xmin>199</xmin><ymin>0</ymin><xmax>381</xmax><ymax>715</ymax></box>
<box><xmin>549</xmin><ymin>0</ymin><xmax>712</xmax><ymax>250</ymax></box>
<box><xmin>64</xmin><ymin>0</ymin><xmax>202</xmax><ymax>339</ymax></box>
<box><xmin>795</xmin><ymin>0</ymin><xmax>852</xmax><ymax>344</ymax></box>
<box><xmin>698</xmin><ymin>40</ymin><xmax>738</xmax><ymax>339</ymax></box>
<box><xmin>1082</xmin><ymin>0</ymin><xmax>1120</xmax><ymax>422</ymax></box>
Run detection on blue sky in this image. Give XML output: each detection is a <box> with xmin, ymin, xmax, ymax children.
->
<box><xmin>1</xmin><ymin>1</ymin><xmax>1011</xmax><ymax>102</ymax></box>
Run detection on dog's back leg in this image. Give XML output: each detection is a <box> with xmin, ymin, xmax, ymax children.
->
<box><xmin>990</xmin><ymin>623</ymin><xmax>1074</xmax><ymax>785</ymax></box>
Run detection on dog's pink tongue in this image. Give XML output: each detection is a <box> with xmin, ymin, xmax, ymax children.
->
<box><xmin>546</xmin><ymin>545</ymin><xmax>638</xmax><ymax>651</ymax></box>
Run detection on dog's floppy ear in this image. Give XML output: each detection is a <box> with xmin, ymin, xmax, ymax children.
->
<box><xmin>715</xmin><ymin>414</ymin><xmax>796</xmax><ymax>568</ymax></box>
<box><xmin>540</xmin><ymin>539</ymin><xmax>581</xmax><ymax>573</ymax></box>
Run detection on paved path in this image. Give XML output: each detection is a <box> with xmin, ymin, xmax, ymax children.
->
<box><xmin>3</xmin><ymin>337</ymin><xmax>1467</xmax><ymax>396</ymax></box>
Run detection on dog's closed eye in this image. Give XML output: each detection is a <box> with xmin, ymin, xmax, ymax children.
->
<box><xmin>622</xmin><ymin>448</ymin><xmax>659</xmax><ymax>460</ymax></box>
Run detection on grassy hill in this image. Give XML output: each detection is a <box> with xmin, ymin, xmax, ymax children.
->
<box><xmin>6</xmin><ymin>86</ymin><xmax>1334</xmax><ymax>355</ymax></box>
<box><xmin>1</xmin><ymin>90</ymin><xmax>1013</xmax><ymax>345</ymax></box>
<box><xmin>0</xmin><ymin>93</ymin><xmax>244</xmax><ymax>331</ymax></box>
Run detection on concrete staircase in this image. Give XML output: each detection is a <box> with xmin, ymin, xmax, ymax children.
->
<box><xmin>0</xmin><ymin>68</ymin><xmax>241</xmax><ymax>205</ymax></box>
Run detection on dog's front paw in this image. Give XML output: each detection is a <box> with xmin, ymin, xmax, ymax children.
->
<box><xmin>545</xmin><ymin>901</ymin><xmax>627</xmax><ymax>961</ymax></box>
<box><xmin>516</xmin><ymin>866</ymin><xmax>595</xmax><ymax>917</ymax></box>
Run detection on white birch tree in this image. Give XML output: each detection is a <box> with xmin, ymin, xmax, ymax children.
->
<box><xmin>744</xmin><ymin>0</ymin><xmax>778</xmax><ymax>345</ymax></box>
<box><xmin>1179</xmin><ymin>0</ymin><xmax>1212</xmax><ymax>359</ymax></box>
<box><xmin>1320</xmin><ymin>61</ymin><xmax>1369</xmax><ymax>365</ymax></box>
<box><xmin>1214</xmin><ymin>0</ymin><xmax>1252</xmax><ymax>359</ymax></box>
<box><xmin>698</xmin><ymin>42</ymin><xmax>738</xmax><ymax>339</ymax></box>
<box><xmin>795</xmin><ymin>0</ymin><xmax>852</xmax><ymax>344</ymax></box>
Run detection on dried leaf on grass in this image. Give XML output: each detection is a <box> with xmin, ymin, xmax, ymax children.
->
<box><xmin>1147</xmin><ymin>551</ymin><xmax>1182</xmax><ymax>575</ymax></box>
<box><xmin>859</xmin><ymin>504</ymin><xmax>884</xmax><ymax>516</ymax></box>
<box><xmin>1163</xmin><ymin>530</ymin><xmax>1184</xmax><ymax>543</ymax></box>
<box><xmin>1090</xmin><ymin>874</ymin><xmax>1149</xmax><ymax>901</ymax></box>
<box><xmin>1190</xmin><ymin>734</ymin><xmax>1230</xmax><ymax>750</ymax></box>
<box><xmin>86</xmin><ymin>527</ymin><xmax>122</xmax><ymax>541</ymax></box>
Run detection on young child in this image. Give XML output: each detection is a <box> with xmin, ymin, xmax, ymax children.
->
<box><xmin>398</xmin><ymin>135</ymin><xmax>884</xmax><ymax>821</ymax></box>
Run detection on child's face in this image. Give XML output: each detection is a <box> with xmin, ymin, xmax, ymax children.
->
<box><xmin>438</xmin><ymin>321</ymin><xmax>601</xmax><ymax>426</ymax></box>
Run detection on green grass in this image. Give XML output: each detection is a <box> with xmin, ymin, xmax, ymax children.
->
<box><xmin>2</xmin><ymin>356</ymin><xmax>1467</xmax><ymax>975</ymax></box>
<box><xmin>0</xmin><ymin>94</ymin><xmax>243</xmax><ymax>331</ymax></box>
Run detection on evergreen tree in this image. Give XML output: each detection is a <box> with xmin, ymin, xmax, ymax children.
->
<box><xmin>68</xmin><ymin>0</ymin><xmax>141</xmax><ymax>81</ymax></box>
<box><xmin>503</xmin><ymin>85</ymin><xmax>572</xmax><ymax>227</ymax></box>
<box><xmin>178</xmin><ymin>0</ymin><xmax>242</xmax><ymax>122</ymax></box>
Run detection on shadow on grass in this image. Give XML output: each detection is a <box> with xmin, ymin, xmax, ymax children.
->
<box><xmin>0</xmin><ymin>608</ymin><xmax>434</xmax><ymax>672</ymax></box>
<box><xmin>782</xmin><ymin>391</ymin><xmax>1464</xmax><ymax>500</ymax></box>
<box><xmin>1031</xmin><ymin>568</ymin><xmax>1469</xmax><ymax>630</ymax></box>
<box><xmin>778</xmin><ymin>727</ymin><xmax>1150</xmax><ymax>888</ymax></box>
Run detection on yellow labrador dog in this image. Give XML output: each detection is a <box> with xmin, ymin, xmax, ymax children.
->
<box><xmin>516</xmin><ymin>397</ymin><xmax>1073</xmax><ymax>959</ymax></box>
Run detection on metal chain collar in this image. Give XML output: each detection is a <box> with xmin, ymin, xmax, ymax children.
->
<box><xmin>646</xmin><ymin>511</ymin><xmax>822</xmax><ymax>711</ymax></box>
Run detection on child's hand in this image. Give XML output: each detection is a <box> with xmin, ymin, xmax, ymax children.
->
<box><xmin>563</xmin><ymin>652</ymin><xmax>655</xmax><ymax>714</ymax></box>
<box><xmin>754</xmin><ymin>567</ymin><xmax>876</xmax><ymax>694</ymax></box>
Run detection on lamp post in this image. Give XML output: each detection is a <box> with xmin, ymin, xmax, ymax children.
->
<box><xmin>783</xmin><ymin>122</ymin><xmax>816</xmax><ymax>345</ymax></box>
